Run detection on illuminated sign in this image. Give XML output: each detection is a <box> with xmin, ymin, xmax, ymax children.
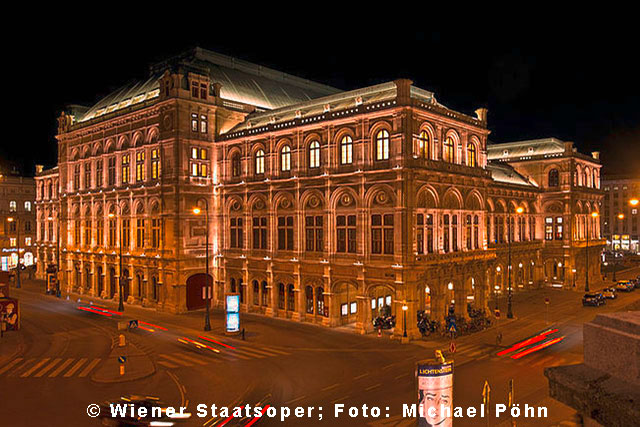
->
<box><xmin>225</xmin><ymin>294</ymin><xmax>240</xmax><ymax>333</ymax></box>
<box><xmin>417</xmin><ymin>361</ymin><xmax>453</xmax><ymax>427</ymax></box>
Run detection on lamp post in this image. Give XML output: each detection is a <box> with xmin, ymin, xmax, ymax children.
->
<box><xmin>47</xmin><ymin>215</ymin><xmax>61</xmax><ymax>297</ymax></box>
<box><xmin>507</xmin><ymin>206</ymin><xmax>524</xmax><ymax>319</ymax></box>
<box><xmin>585</xmin><ymin>211</ymin><xmax>598</xmax><ymax>292</ymax></box>
<box><xmin>7</xmin><ymin>217</ymin><xmax>21</xmax><ymax>288</ymax></box>
<box><xmin>572</xmin><ymin>268</ymin><xmax>576</xmax><ymax>288</ymax></box>
<box><xmin>402</xmin><ymin>303</ymin><xmax>408</xmax><ymax>338</ymax></box>
<box><xmin>494</xmin><ymin>268</ymin><xmax>501</xmax><ymax>311</ymax></box>
<box><xmin>108</xmin><ymin>208</ymin><xmax>125</xmax><ymax>312</ymax></box>
<box><xmin>193</xmin><ymin>199</ymin><xmax>211</xmax><ymax>331</ymax></box>
<box><xmin>612</xmin><ymin>213</ymin><xmax>624</xmax><ymax>282</ymax></box>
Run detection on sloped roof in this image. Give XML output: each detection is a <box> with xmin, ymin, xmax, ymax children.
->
<box><xmin>77</xmin><ymin>47</ymin><xmax>341</xmax><ymax>123</ymax></box>
<box><xmin>487</xmin><ymin>162</ymin><xmax>537</xmax><ymax>187</ymax></box>
<box><xmin>487</xmin><ymin>138</ymin><xmax>566</xmax><ymax>161</ymax></box>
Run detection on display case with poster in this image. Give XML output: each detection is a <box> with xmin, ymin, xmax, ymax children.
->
<box><xmin>416</xmin><ymin>359</ymin><xmax>453</xmax><ymax>427</ymax></box>
<box><xmin>225</xmin><ymin>293</ymin><xmax>240</xmax><ymax>334</ymax></box>
<box><xmin>0</xmin><ymin>298</ymin><xmax>20</xmax><ymax>331</ymax></box>
<box><xmin>0</xmin><ymin>271</ymin><xmax>10</xmax><ymax>298</ymax></box>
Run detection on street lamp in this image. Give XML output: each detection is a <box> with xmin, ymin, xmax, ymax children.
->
<box><xmin>572</xmin><ymin>268</ymin><xmax>576</xmax><ymax>288</ymax></box>
<box><xmin>193</xmin><ymin>199</ymin><xmax>211</xmax><ymax>331</ymax></box>
<box><xmin>47</xmin><ymin>215</ymin><xmax>61</xmax><ymax>297</ymax></box>
<box><xmin>612</xmin><ymin>213</ymin><xmax>625</xmax><ymax>281</ymax></box>
<box><xmin>630</xmin><ymin>198</ymin><xmax>639</xmax><ymax>207</ymax></box>
<box><xmin>585</xmin><ymin>211</ymin><xmax>598</xmax><ymax>292</ymax></box>
<box><xmin>402</xmin><ymin>303</ymin><xmax>408</xmax><ymax>338</ymax></box>
<box><xmin>108</xmin><ymin>209</ymin><xmax>125</xmax><ymax>312</ymax></box>
<box><xmin>6</xmin><ymin>217</ymin><xmax>20</xmax><ymax>288</ymax></box>
<box><xmin>494</xmin><ymin>267</ymin><xmax>501</xmax><ymax>310</ymax></box>
<box><xmin>507</xmin><ymin>206</ymin><xmax>524</xmax><ymax>319</ymax></box>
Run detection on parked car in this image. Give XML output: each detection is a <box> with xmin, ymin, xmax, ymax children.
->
<box><xmin>616</xmin><ymin>280</ymin><xmax>634</xmax><ymax>292</ymax></box>
<box><xmin>583</xmin><ymin>293</ymin><xmax>605</xmax><ymax>307</ymax></box>
<box><xmin>601</xmin><ymin>288</ymin><xmax>617</xmax><ymax>299</ymax></box>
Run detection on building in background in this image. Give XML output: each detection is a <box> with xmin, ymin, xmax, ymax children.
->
<box><xmin>34</xmin><ymin>48</ymin><xmax>604</xmax><ymax>337</ymax></box>
<box><xmin>601</xmin><ymin>176</ymin><xmax>640</xmax><ymax>253</ymax></box>
<box><xmin>0</xmin><ymin>172</ymin><xmax>36</xmax><ymax>273</ymax></box>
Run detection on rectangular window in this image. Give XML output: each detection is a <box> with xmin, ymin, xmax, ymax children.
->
<box><xmin>555</xmin><ymin>217</ymin><xmax>563</xmax><ymax>240</ymax></box>
<box><xmin>200</xmin><ymin>115</ymin><xmax>208</xmax><ymax>134</ymax></box>
<box><xmin>545</xmin><ymin>217</ymin><xmax>553</xmax><ymax>240</ymax></box>
<box><xmin>84</xmin><ymin>220</ymin><xmax>91</xmax><ymax>246</ymax></box>
<box><xmin>136</xmin><ymin>151</ymin><xmax>146</xmax><ymax>182</ymax></box>
<box><xmin>466</xmin><ymin>215</ymin><xmax>472</xmax><ymax>250</ymax></box>
<box><xmin>121</xmin><ymin>154</ymin><xmax>130</xmax><ymax>184</ymax></box>
<box><xmin>74</xmin><ymin>164</ymin><xmax>80</xmax><ymax>190</ymax></box>
<box><xmin>96</xmin><ymin>220</ymin><xmax>103</xmax><ymax>246</ymax></box>
<box><xmin>190</xmin><ymin>147</ymin><xmax>208</xmax><ymax>177</ymax></box>
<box><xmin>529</xmin><ymin>217</ymin><xmax>535</xmax><ymax>241</ymax></box>
<box><xmin>443</xmin><ymin>215</ymin><xmax>450</xmax><ymax>253</ymax></box>
<box><xmin>337</xmin><ymin>215</ymin><xmax>357</xmax><ymax>253</ymax></box>
<box><xmin>473</xmin><ymin>216</ymin><xmax>479</xmax><ymax>249</ymax></box>
<box><xmin>10</xmin><ymin>238</ymin><xmax>16</xmax><ymax>247</ymax></box>
<box><xmin>230</xmin><ymin>218</ymin><xmax>244</xmax><ymax>249</ymax></box>
<box><xmin>25</xmin><ymin>237</ymin><xmax>31</xmax><ymax>246</ymax></box>
<box><xmin>74</xmin><ymin>220</ymin><xmax>80</xmax><ymax>245</ymax></box>
<box><xmin>372</xmin><ymin>214</ymin><xmax>393</xmax><ymax>254</ymax></box>
<box><xmin>416</xmin><ymin>214</ymin><xmax>424</xmax><ymax>254</ymax></box>
<box><xmin>122</xmin><ymin>219</ymin><xmax>130</xmax><ymax>248</ymax></box>
<box><xmin>305</xmin><ymin>216</ymin><xmax>323</xmax><ymax>252</ymax></box>
<box><xmin>200</xmin><ymin>84</ymin><xmax>207</xmax><ymax>100</ymax></box>
<box><xmin>136</xmin><ymin>218</ymin><xmax>145</xmax><ymax>248</ymax></box>
<box><xmin>426</xmin><ymin>214</ymin><xmax>434</xmax><ymax>253</ymax></box>
<box><xmin>252</xmin><ymin>217</ymin><xmax>268</xmax><ymax>250</ymax></box>
<box><xmin>108</xmin><ymin>157</ymin><xmax>116</xmax><ymax>186</ymax></box>
<box><xmin>84</xmin><ymin>162</ymin><xmax>91</xmax><ymax>189</ymax></box>
<box><xmin>277</xmin><ymin>216</ymin><xmax>294</xmax><ymax>250</ymax></box>
<box><xmin>109</xmin><ymin>219</ymin><xmax>116</xmax><ymax>246</ymax></box>
<box><xmin>191</xmin><ymin>113</ymin><xmax>198</xmax><ymax>132</ymax></box>
<box><xmin>192</xmin><ymin>83</ymin><xmax>199</xmax><ymax>98</ymax></box>
<box><xmin>151</xmin><ymin>149</ymin><xmax>160</xmax><ymax>180</ymax></box>
<box><xmin>96</xmin><ymin>159</ymin><xmax>103</xmax><ymax>187</ymax></box>
<box><xmin>451</xmin><ymin>215</ymin><xmax>458</xmax><ymax>252</ymax></box>
<box><xmin>152</xmin><ymin>219</ymin><xmax>161</xmax><ymax>248</ymax></box>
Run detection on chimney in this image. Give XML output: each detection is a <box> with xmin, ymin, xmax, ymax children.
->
<box><xmin>475</xmin><ymin>108</ymin><xmax>488</xmax><ymax>123</ymax></box>
<box><xmin>564</xmin><ymin>141</ymin><xmax>574</xmax><ymax>153</ymax></box>
<box><xmin>35</xmin><ymin>164</ymin><xmax>44</xmax><ymax>174</ymax></box>
<box><xmin>394</xmin><ymin>79</ymin><xmax>413</xmax><ymax>106</ymax></box>
<box><xmin>592</xmin><ymin>151</ymin><xmax>600</xmax><ymax>160</ymax></box>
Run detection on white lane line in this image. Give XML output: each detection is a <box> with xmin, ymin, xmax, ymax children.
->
<box><xmin>158</xmin><ymin>360</ymin><xmax>180</xmax><ymax>369</ymax></box>
<box><xmin>0</xmin><ymin>358</ymin><xmax>24</xmax><ymax>376</ymax></box>
<box><xmin>321</xmin><ymin>383</ymin><xmax>339</xmax><ymax>391</ymax></box>
<box><xmin>395</xmin><ymin>373</ymin><xmax>408</xmax><ymax>380</ymax></box>
<box><xmin>49</xmin><ymin>358</ymin><xmax>75</xmax><ymax>377</ymax></box>
<box><xmin>354</xmin><ymin>372</ymin><xmax>369</xmax><ymax>380</ymax></box>
<box><xmin>285</xmin><ymin>395</ymin><xmax>307</xmax><ymax>405</ymax></box>
<box><xmin>78</xmin><ymin>358</ymin><xmax>102</xmax><ymax>377</ymax></box>
<box><xmin>260</xmin><ymin>346</ymin><xmax>291</xmax><ymax>355</ymax></box>
<box><xmin>365</xmin><ymin>383</ymin><xmax>381</xmax><ymax>391</ymax></box>
<box><xmin>21</xmin><ymin>358</ymin><xmax>51</xmax><ymax>377</ymax></box>
<box><xmin>63</xmin><ymin>358</ymin><xmax>88</xmax><ymax>377</ymax></box>
<box><xmin>229</xmin><ymin>347</ymin><xmax>265</xmax><ymax>359</ymax></box>
<box><xmin>330</xmin><ymin>395</ymin><xmax>350</xmax><ymax>404</ymax></box>
<box><xmin>160</xmin><ymin>354</ymin><xmax>194</xmax><ymax>367</ymax></box>
<box><xmin>176</xmin><ymin>352</ymin><xmax>213</xmax><ymax>365</ymax></box>
<box><xmin>34</xmin><ymin>358</ymin><xmax>62</xmax><ymax>377</ymax></box>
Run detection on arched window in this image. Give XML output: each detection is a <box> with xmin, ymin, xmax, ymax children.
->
<box><xmin>466</xmin><ymin>143</ymin><xmax>477</xmax><ymax>167</ymax></box>
<box><xmin>309</xmin><ymin>141</ymin><xmax>320</xmax><ymax>168</ymax></box>
<box><xmin>548</xmin><ymin>169</ymin><xmax>559</xmax><ymax>187</ymax></box>
<box><xmin>443</xmin><ymin>135</ymin><xmax>455</xmax><ymax>163</ymax></box>
<box><xmin>417</xmin><ymin>130</ymin><xmax>430</xmax><ymax>159</ymax></box>
<box><xmin>281</xmin><ymin>145</ymin><xmax>291</xmax><ymax>172</ymax></box>
<box><xmin>255</xmin><ymin>149</ymin><xmax>265</xmax><ymax>175</ymax></box>
<box><xmin>305</xmin><ymin>286</ymin><xmax>314</xmax><ymax>313</ymax></box>
<box><xmin>340</xmin><ymin>136</ymin><xmax>353</xmax><ymax>165</ymax></box>
<box><xmin>375</xmin><ymin>130</ymin><xmax>389</xmax><ymax>161</ymax></box>
<box><xmin>231</xmin><ymin>153</ymin><xmax>241</xmax><ymax>177</ymax></box>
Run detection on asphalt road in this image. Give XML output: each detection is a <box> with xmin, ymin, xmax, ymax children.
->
<box><xmin>1</xmin><ymin>267</ymin><xmax>638</xmax><ymax>427</ymax></box>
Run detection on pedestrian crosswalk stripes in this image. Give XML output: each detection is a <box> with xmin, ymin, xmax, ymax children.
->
<box><xmin>49</xmin><ymin>358</ymin><xmax>74</xmax><ymax>377</ymax></box>
<box><xmin>174</xmin><ymin>352</ymin><xmax>211</xmax><ymax>366</ymax></box>
<box><xmin>159</xmin><ymin>353</ymin><xmax>194</xmax><ymax>367</ymax></box>
<box><xmin>63</xmin><ymin>358</ymin><xmax>88</xmax><ymax>377</ymax></box>
<box><xmin>156</xmin><ymin>343</ymin><xmax>293</xmax><ymax>370</ymax></box>
<box><xmin>0</xmin><ymin>356</ymin><xmax>102</xmax><ymax>379</ymax></box>
<box><xmin>261</xmin><ymin>346</ymin><xmax>291</xmax><ymax>356</ymax></box>
<box><xmin>230</xmin><ymin>347</ymin><xmax>266</xmax><ymax>359</ymax></box>
<box><xmin>157</xmin><ymin>360</ymin><xmax>180</xmax><ymax>369</ymax></box>
<box><xmin>34</xmin><ymin>358</ymin><xmax>62</xmax><ymax>377</ymax></box>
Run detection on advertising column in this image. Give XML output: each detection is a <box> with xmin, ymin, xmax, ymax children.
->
<box><xmin>416</xmin><ymin>359</ymin><xmax>454</xmax><ymax>427</ymax></box>
<box><xmin>225</xmin><ymin>293</ymin><xmax>240</xmax><ymax>335</ymax></box>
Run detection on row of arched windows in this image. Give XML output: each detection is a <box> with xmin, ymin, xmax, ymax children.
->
<box><xmin>414</xmin><ymin>131</ymin><xmax>480</xmax><ymax>167</ymax></box>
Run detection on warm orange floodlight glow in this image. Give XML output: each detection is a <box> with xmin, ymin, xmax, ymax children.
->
<box><xmin>591</xmin><ymin>212</ymin><xmax>599</xmax><ymax>218</ymax></box>
<box><xmin>629</xmin><ymin>198</ymin><xmax>639</xmax><ymax>206</ymax></box>
<box><xmin>516</xmin><ymin>207</ymin><xmax>524</xmax><ymax>214</ymax></box>
<box><xmin>617</xmin><ymin>213</ymin><xmax>625</xmax><ymax>220</ymax></box>
<box><xmin>193</xmin><ymin>207</ymin><xmax>201</xmax><ymax>215</ymax></box>
<box><xmin>7</xmin><ymin>217</ymin><xmax>14</xmax><ymax>222</ymax></box>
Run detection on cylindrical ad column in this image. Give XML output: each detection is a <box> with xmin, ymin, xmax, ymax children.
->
<box><xmin>416</xmin><ymin>360</ymin><xmax>454</xmax><ymax>427</ymax></box>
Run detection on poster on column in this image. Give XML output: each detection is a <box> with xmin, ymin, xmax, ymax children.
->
<box><xmin>225</xmin><ymin>293</ymin><xmax>240</xmax><ymax>333</ymax></box>
<box><xmin>416</xmin><ymin>361</ymin><xmax>453</xmax><ymax>427</ymax></box>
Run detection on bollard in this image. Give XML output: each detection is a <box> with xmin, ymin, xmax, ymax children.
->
<box><xmin>120</xmin><ymin>365</ymin><xmax>125</xmax><ymax>376</ymax></box>
<box><xmin>119</xmin><ymin>334</ymin><xmax>126</xmax><ymax>347</ymax></box>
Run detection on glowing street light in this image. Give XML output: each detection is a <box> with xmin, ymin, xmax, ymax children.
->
<box><xmin>630</xmin><ymin>198</ymin><xmax>639</xmax><ymax>207</ymax></box>
<box><xmin>193</xmin><ymin>201</ymin><xmax>211</xmax><ymax>331</ymax></box>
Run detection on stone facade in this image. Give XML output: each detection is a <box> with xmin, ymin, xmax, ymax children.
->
<box><xmin>1</xmin><ymin>173</ymin><xmax>36</xmax><ymax>273</ymax></box>
<box><xmin>34</xmin><ymin>48</ymin><xmax>604</xmax><ymax>338</ymax></box>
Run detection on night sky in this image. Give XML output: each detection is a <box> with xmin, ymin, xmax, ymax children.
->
<box><xmin>8</xmin><ymin>19</ymin><xmax>638</xmax><ymax>178</ymax></box>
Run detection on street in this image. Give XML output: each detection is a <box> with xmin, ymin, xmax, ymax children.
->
<box><xmin>1</xmin><ymin>267</ymin><xmax>639</xmax><ymax>427</ymax></box>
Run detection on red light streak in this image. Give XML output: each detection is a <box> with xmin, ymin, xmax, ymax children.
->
<box><xmin>198</xmin><ymin>335</ymin><xmax>236</xmax><ymax>350</ymax></box>
<box><xmin>244</xmin><ymin>405</ymin><xmax>270</xmax><ymax>427</ymax></box>
<box><xmin>139</xmin><ymin>325</ymin><xmax>155</xmax><ymax>332</ymax></box>
<box><xmin>510</xmin><ymin>336</ymin><xmax>565</xmax><ymax>359</ymax></box>
<box><xmin>497</xmin><ymin>328</ymin><xmax>559</xmax><ymax>356</ymax></box>
<box><xmin>77</xmin><ymin>306</ymin><xmax>112</xmax><ymax>317</ymax></box>
<box><xmin>218</xmin><ymin>414</ymin><xmax>235</xmax><ymax>426</ymax></box>
<box><xmin>139</xmin><ymin>321</ymin><xmax>168</xmax><ymax>331</ymax></box>
<box><xmin>90</xmin><ymin>305</ymin><xmax>123</xmax><ymax>315</ymax></box>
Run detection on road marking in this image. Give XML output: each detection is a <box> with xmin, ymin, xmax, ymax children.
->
<box><xmin>158</xmin><ymin>360</ymin><xmax>180</xmax><ymax>368</ymax></box>
<box><xmin>241</xmin><ymin>347</ymin><xmax>284</xmax><ymax>357</ymax></box>
<box><xmin>260</xmin><ymin>346</ymin><xmax>291</xmax><ymax>355</ymax></box>
<box><xmin>228</xmin><ymin>347</ymin><xmax>265</xmax><ymax>359</ymax></box>
<box><xmin>394</xmin><ymin>373</ymin><xmax>408</xmax><ymax>380</ymax></box>
<box><xmin>365</xmin><ymin>383</ymin><xmax>381</xmax><ymax>391</ymax></box>
<box><xmin>160</xmin><ymin>354</ymin><xmax>194</xmax><ymax>367</ymax></box>
<box><xmin>63</xmin><ymin>358</ymin><xmax>87</xmax><ymax>377</ymax></box>
<box><xmin>49</xmin><ymin>358</ymin><xmax>75</xmax><ymax>377</ymax></box>
<box><xmin>0</xmin><ymin>358</ymin><xmax>24</xmax><ymax>376</ymax></box>
<box><xmin>79</xmin><ymin>358</ymin><xmax>101</xmax><ymax>377</ymax></box>
<box><xmin>34</xmin><ymin>358</ymin><xmax>62</xmax><ymax>377</ymax></box>
<box><xmin>321</xmin><ymin>383</ymin><xmax>339</xmax><ymax>391</ymax></box>
<box><xmin>330</xmin><ymin>395</ymin><xmax>350</xmax><ymax>404</ymax></box>
<box><xmin>21</xmin><ymin>358</ymin><xmax>51</xmax><ymax>377</ymax></box>
<box><xmin>285</xmin><ymin>395</ymin><xmax>307</xmax><ymax>404</ymax></box>
<box><xmin>354</xmin><ymin>372</ymin><xmax>369</xmax><ymax>380</ymax></box>
<box><xmin>381</xmin><ymin>363</ymin><xmax>395</xmax><ymax>370</ymax></box>
<box><xmin>176</xmin><ymin>352</ymin><xmax>212</xmax><ymax>365</ymax></box>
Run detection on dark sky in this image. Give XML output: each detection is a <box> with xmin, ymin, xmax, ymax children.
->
<box><xmin>7</xmin><ymin>17</ymin><xmax>639</xmax><ymax>177</ymax></box>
